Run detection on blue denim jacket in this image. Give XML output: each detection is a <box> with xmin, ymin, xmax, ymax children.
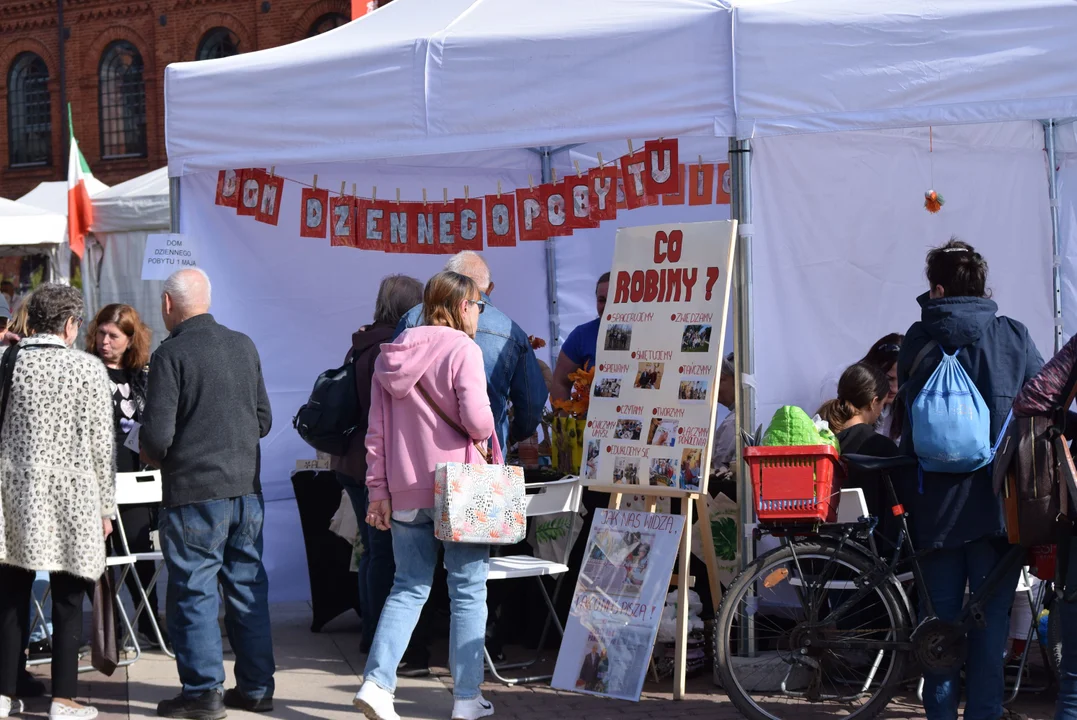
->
<box><xmin>395</xmin><ymin>294</ymin><xmax>548</xmax><ymax>451</ymax></box>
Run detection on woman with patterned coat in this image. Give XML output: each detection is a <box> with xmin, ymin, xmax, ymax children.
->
<box><xmin>0</xmin><ymin>284</ymin><xmax>116</xmax><ymax>720</ymax></box>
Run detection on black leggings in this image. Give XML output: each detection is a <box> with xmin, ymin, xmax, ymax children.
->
<box><xmin>110</xmin><ymin>503</ymin><xmax>162</xmax><ymax>635</ymax></box>
<box><xmin>0</xmin><ymin>566</ymin><xmax>90</xmax><ymax>699</ymax></box>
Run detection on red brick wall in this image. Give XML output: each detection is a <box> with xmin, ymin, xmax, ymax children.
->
<box><xmin>0</xmin><ymin>0</ymin><xmax>351</xmax><ymax>199</ymax></box>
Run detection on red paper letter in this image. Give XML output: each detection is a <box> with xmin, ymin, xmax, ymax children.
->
<box><xmin>587</xmin><ymin>167</ymin><xmax>619</xmax><ymax>222</ymax></box>
<box><xmin>516</xmin><ymin>186</ymin><xmax>549</xmax><ymax>241</ymax></box>
<box><xmin>255</xmin><ymin>174</ymin><xmax>284</xmax><ymax>225</ymax></box>
<box><xmin>621</xmin><ymin>152</ymin><xmax>656</xmax><ymax>209</ymax></box>
<box><xmin>716</xmin><ymin>162</ymin><xmax>732</xmax><ymax>204</ymax></box>
<box><xmin>542</xmin><ymin>183</ymin><xmax>571</xmax><ymax>237</ymax></box>
<box><xmin>215</xmin><ymin>169</ymin><xmax>239</xmax><ymax>208</ymax></box>
<box><xmin>688</xmin><ymin>164</ymin><xmax>715</xmax><ymax>206</ymax></box>
<box><xmin>566</xmin><ymin>178</ymin><xmax>597</xmax><ymax>229</ymax></box>
<box><xmin>644</xmin><ymin>139</ymin><xmax>680</xmax><ymax>196</ymax></box>
<box><xmin>412</xmin><ymin>203</ymin><xmax>438</xmax><ymax>254</ymax></box>
<box><xmin>386</xmin><ymin>203</ymin><xmax>410</xmax><ymax>253</ymax></box>
<box><xmin>456</xmin><ymin>198</ymin><xmax>484</xmax><ymax>252</ymax></box>
<box><xmin>330</xmin><ymin>195</ymin><xmax>356</xmax><ymax>247</ymax></box>
<box><xmin>484</xmin><ymin>194</ymin><xmax>516</xmax><ymax>247</ymax></box>
<box><xmin>299</xmin><ymin>187</ymin><xmax>329</xmax><ymax>237</ymax></box>
<box><xmin>237</xmin><ymin>170</ymin><xmax>264</xmax><ymax>217</ymax></box>
<box><xmin>661</xmin><ymin>164</ymin><xmax>687</xmax><ymax>206</ymax></box>
<box><xmin>355</xmin><ymin>199</ymin><xmax>386</xmax><ymax>251</ymax></box>
<box><xmin>434</xmin><ymin>202</ymin><xmax>457</xmax><ymax>254</ymax></box>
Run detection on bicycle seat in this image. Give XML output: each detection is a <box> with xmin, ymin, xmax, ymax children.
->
<box><xmin>843</xmin><ymin>454</ymin><xmax>917</xmax><ymax>473</ymax></box>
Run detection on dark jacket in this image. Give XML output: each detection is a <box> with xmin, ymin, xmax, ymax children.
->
<box><xmin>141</xmin><ymin>314</ymin><xmax>272</xmax><ymax>507</ymax></box>
<box><xmin>332</xmin><ymin>323</ymin><xmax>395</xmax><ymax>480</ymax></box>
<box><xmin>397</xmin><ymin>293</ymin><xmax>548</xmax><ymax>450</ymax></box>
<box><xmin>897</xmin><ymin>293</ymin><xmax>1043</xmax><ymax>549</ymax></box>
<box><xmin>837</xmin><ymin>423</ymin><xmax>904</xmax><ymax>549</ymax></box>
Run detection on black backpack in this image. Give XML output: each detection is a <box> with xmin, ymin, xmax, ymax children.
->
<box><xmin>293</xmin><ymin>357</ymin><xmax>360</xmax><ymax>457</ymax></box>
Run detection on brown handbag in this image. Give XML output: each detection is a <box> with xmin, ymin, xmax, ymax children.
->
<box><xmin>415</xmin><ymin>382</ymin><xmax>491</xmax><ymax>463</ymax></box>
<box><xmin>91</xmin><ymin>570</ymin><xmax>119</xmax><ymax>676</ymax></box>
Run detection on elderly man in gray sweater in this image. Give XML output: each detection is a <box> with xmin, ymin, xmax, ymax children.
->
<box><xmin>141</xmin><ymin>268</ymin><xmax>274</xmax><ymax>720</ymax></box>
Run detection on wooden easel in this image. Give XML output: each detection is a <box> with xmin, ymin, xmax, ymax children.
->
<box><xmin>588</xmin><ymin>482</ymin><xmax>722</xmax><ymax>699</ymax></box>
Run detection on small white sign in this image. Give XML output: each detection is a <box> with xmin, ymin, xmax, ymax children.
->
<box><xmin>124</xmin><ymin>422</ymin><xmax>141</xmax><ymax>453</ymax></box>
<box><xmin>295</xmin><ymin>459</ymin><xmax>331</xmax><ymax>471</ymax></box>
<box><xmin>142</xmin><ymin>234</ymin><xmax>200</xmax><ymax>281</ymax></box>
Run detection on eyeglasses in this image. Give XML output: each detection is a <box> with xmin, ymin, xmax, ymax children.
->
<box><xmin>468</xmin><ymin>300</ymin><xmax>486</xmax><ymax>315</ymax></box>
<box><xmin>73</xmin><ymin>316</ymin><xmax>84</xmax><ymax>329</ymax></box>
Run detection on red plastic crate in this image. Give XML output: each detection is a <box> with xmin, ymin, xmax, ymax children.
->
<box><xmin>745</xmin><ymin>445</ymin><xmax>845</xmax><ymax>524</ymax></box>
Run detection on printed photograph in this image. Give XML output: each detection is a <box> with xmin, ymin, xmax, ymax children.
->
<box><xmin>647</xmin><ymin>418</ymin><xmax>678</xmax><ymax>448</ymax></box>
<box><xmin>576</xmin><ymin>638</ymin><xmax>610</xmax><ymax>695</ymax></box>
<box><xmin>681</xmin><ymin>448</ymin><xmax>703</xmax><ymax>491</ymax></box>
<box><xmin>604</xmin><ymin>324</ymin><xmax>632</xmax><ymax>352</ymax></box>
<box><xmin>678</xmin><ymin>379</ymin><xmax>709</xmax><ymax>402</ymax></box>
<box><xmin>581</xmin><ymin>529</ymin><xmax>655</xmax><ymax>598</ymax></box>
<box><xmin>649</xmin><ymin>457</ymin><xmax>679</xmax><ymax>487</ymax></box>
<box><xmin>614</xmin><ymin>418</ymin><xmax>643</xmax><ymax>441</ymax></box>
<box><xmin>584</xmin><ymin>440</ymin><xmax>600</xmax><ymax>480</ymax></box>
<box><xmin>633</xmin><ymin>362</ymin><xmax>665</xmax><ymax>390</ymax></box>
<box><xmin>594</xmin><ymin>375</ymin><xmax>623</xmax><ymax>399</ymax></box>
<box><xmin>613</xmin><ymin>458</ymin><xmax>640</xmax><ymax>485</ymax></box>
<box><xmin>681</xmin><ymin>324</ymin><xmax>712</xmax><ymax>353</ymax></box>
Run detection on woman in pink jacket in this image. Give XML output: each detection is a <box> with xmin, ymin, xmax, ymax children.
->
<box><xmin>354</xmin><ymin>271</ymin><xmax>496</xmax><ymax>720</ymax></box>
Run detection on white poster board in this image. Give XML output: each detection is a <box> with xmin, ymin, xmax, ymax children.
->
<box><xmin>581</xmin><ymin>221</ymin><xmax>736</xmax><ymax>494</ymax></box>
<box><xmin>552</xmin><ymin>508</ymin><xmax>686</xmax><ymax>701</ymax></box>
<box><xmin>142</xmin><ymin>233</ymin><xmax>201</xmax><ymax>280</ymax></box>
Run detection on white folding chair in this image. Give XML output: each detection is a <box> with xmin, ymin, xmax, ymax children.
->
<box><xmin>484</xmin><ymin>475</ymin><xmax>583</xmax><ymax>686</ymax></box>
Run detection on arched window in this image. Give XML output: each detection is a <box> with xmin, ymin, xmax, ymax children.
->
<box><xmin>307</xmin><ymin>12</ymin><xmax>348</xmax><ymax>37</ymax></box>
<box><xmin>98</xmin><ymin>41</ymin><xmax>147</xmax><ymax>159</ymax></box>
<box><xmin>7</xmin><ymin>52</ymin><xmax>52</xmax><ymax>167</ymax></box>
<box><xmin>197</xmin><ymin>27</ymin><xmax>240</xmax><ymax>60</ymax></box>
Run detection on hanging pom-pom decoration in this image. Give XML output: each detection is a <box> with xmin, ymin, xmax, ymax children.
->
<box><xmin>924</xmin><ymin>189</ymin><xmax>945</xmax><ymax>214</ymax></box>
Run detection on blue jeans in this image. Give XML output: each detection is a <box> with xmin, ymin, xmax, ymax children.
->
<box><xmin>363</xmin><ymin>508</ymin><xmax>489</xmax><ymax>699</ymax></box>
<box><xmin>1056</xmin><ymin>537</ymin><xmax>1077</xmax><ymax>720</ymax></box>
<box><xmin>160</xmin><ymin>494</ymin><xmax>275</xmax><ymax>699</ymax></box>
<box><xmin>920</xmin><ymin>537</ymin><xmax>1021</xmax><ymax>720</ymax></box>
<box><xmin>338</xmin><ymin>474</ymin><xmax>396</xmax><ymax>651</ymax></box>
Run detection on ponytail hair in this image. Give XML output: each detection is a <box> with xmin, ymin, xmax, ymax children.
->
<box><xmin>816</xmin><ymin>362</ymin><xmax>891</xmax><ymax>434</ymax></box>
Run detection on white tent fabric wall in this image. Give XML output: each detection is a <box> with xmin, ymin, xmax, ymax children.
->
<box><xmin>751</xmin><ymin>122</ymin><xmax>1055</xmax><ymax>427</ymax></box>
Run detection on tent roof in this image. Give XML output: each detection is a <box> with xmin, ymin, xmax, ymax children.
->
<box><xmin>17</xmin><ymin>176</ymin><xmax>109</xmax><ymax>216</ymax></box>
<box><xmin>91</xmin><ymin>167</ymin><xmax>170</xmax><ymax>234</ymax></box>
<box><xmin>164</xmin><ymin>0</ymin><xmax>735</xmax><ymax>175</ymax></box>
<box><xmin>732</xmin><ymin>0</ymin><xmax>1077</xmax><ymax>138</ymax></box>
<box><xmin>0</xmin><ymin>198</ymin><xmax>67</xmax><ymax>247</ymax></box>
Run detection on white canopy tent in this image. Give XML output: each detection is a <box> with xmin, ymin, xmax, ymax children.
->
<box><xmin>0</xmin><ymin>198</ymin><xmax>71</xmax><ymax>285</ymax></box>
<box><xmin>18</xmin><ymin>177</ymin><xmax>109</xmax><ymax>217</ymax></box>
<box><xmin>83</xmin><ymin>168</ymin><xmax>171</xmax><ymax>346</ymax></box>
<box><xmin>163</xmin><ymin>0</ymin><xmax>1077</xmax><ymax>600</ymax></box>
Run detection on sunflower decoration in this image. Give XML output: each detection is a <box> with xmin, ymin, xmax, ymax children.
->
<box><xmin>924</xmin><ymin>189</ymin><xmax>945</xmax><ymax>214</ymax></box>
<box><xmin>528</xmin><ymin>335</ymin><xmax>547</xmax><ymax>351</ymax></box>
<box><xmin>552</xmin><ymin>362</ymin><xmax>594</xmax><ymax>419</ymax></box>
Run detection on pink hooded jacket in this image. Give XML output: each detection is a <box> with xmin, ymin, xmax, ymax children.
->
<box><xmin>365</xmin><ymin>325</ymin><xmax>495</xmax><ymax>511</ymax></box>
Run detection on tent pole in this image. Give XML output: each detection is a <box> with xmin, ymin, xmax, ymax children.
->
<box><xmin>540</xmin><ymin>146</ymin><xmax>561</xmax><ymax>356</ymax></box>
<box><xmin>1045</xmin><ymin>120</ymin><xmax>1064</xmax><ymax>351</ymax></box>
<box><xmin>169</xmin><ymin>177</ymin><xmax>182</xmax><ymax>234</ymax></box>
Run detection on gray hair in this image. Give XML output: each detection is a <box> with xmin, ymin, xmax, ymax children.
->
<box><xmin>163</xmin><ymin>268</ymin><xmax>212</xmax><ymax>312</ymax></box>
<box><xmin>721</xmin><ymin>352</ymin><xmax>735</xmax><ymax>379</ymax></box>
<box><xmin>444</xmin><ymin>251</ymin><xmax>491</xmax><ymax>291</ymax></box>
<box><xmin>26</xmin><ymin>283</ymin><xmax>84</xmax><ymax>336</ymax></box>
<box><xmin>373</xmin><ymin>274</ymin><xmax>423</xmax><ymax>326</ymax></box>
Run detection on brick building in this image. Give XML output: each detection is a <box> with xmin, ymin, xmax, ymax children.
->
<box><xmin>0</xmin><ymin>0</ymin><xmax>392</xmax><ymax>199</ymax></box>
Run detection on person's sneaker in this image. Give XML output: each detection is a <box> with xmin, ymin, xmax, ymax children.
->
<box><xmin>47</xmin><ymin>700</ymin><xmax>98</xmax><ymax>719</ymax></box>
<box><xmin>222</xmin><ymin>689</ymin><xmax>272</xmax><ymax>713</ymax></box>
<box><xmin>16</xmin><ymin>670</ymin><xmax>46</xmax><ymax>698</ymax></box>
<box><xmin>27</xmin><ymin>639</ymin><xmax>51</xmax><ymax>661</ymax></box>
<box><xmin>397</xmin><ymin>661</ymin><xmax>430</xmax><ymax>678</ymax></box>
<box><xmin>451</xmin><ymin>695</ymin><xmax>495</xmax><ymax>720</ymax></box>
<box><xmin>0</xmin><ymin>696</ymin><xmax>23</xmax><ymax>718</ymax></box>
<box><xmin>156</xmin><ymin>690</ymin><xmax>226</xmax><ymax>720</ymax></box>
<box><xmin>353</xmin><ymin>681</ymin><xmax>399</xmax><ymax>720</ymax></box>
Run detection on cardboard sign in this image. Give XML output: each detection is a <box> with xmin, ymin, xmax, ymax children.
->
<box><xmin>456</xmin><ymin>198</ymin><xmax>484</xmax><ymax>252</ymax></box>
<box><xmin>552</xmin><ymin>508</ymin><xmax>685</xmax><ymax>701</ymax></box>
<box><xmin>142</xmin><ymin>233</ymin><xmax>201</xmax><ymax>281</ymax></box>
<box><xmin>330</xmin><ymin>195</ymin><xmax>356</xmax><ymax>247</ymax></box>
<box><xmin>644</xmin><ymin>139</ymin><xmax>680</xmax><ymax>196</ymax></box>
<box><xmin>516</xmin><ymin>186</ymin><xmax>549</xmax><ymax>241</ymax></box>
<box><xmin>620</xmin><ymin>153</ymin><xmax>657</xmax><ymax>209</ymax></box>
<box><xmin>661</xmin><ymin>165</ymin><xmax>687</xmax><ymax>206</ymax></box>
<box><xmin>300</xmin><ymin>187</ymin><xmax>329</xmax><ymax>238</ymax></box>
<box><xmin>580</xmin><ymin>221</ymin><xmax>737</xmax><ymax>494</ymax></box>
<box><xmin>237</xmin><ymin>170</ymin><xmax>263</xmax><ymax>217</ymax></box>
<box><xmin>687</xmin><ymin>164</ymin><xmax>715</xmax><ymax>206</ymax></box>
<box><xmin>255</xmin><ymin>174</ymin><xmax>284</xmax><ymax>225</ymax></box>
<box><xmin>215</xmin><ymin>169</ymin><xmax>239</xmax><ymax>208</ymax></box>
<box><xmin>485</xmin><ymin>193</ymin><xmax>517</xmax><ymax>247</ymax></box>
<box><xmin>588</xmin><ymin>167</ymin><xmax>620</xmax><ymax>222</ymax></box>
<box><xmin>716</xmin><ymin>162</ymin><xmax>732</xmax><ymax>205</ymax></box>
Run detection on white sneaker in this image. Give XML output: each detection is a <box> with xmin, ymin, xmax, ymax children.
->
<box><xmin>451</xmin><ymin>695</ymin><xmax>494</xmax><ymax>720</ymax></box>
<box><xmin>353</xmin><ymin>681</ymin><xmax>399</xmax><ymax>720</ymax></box>
<box><xmin>0</xmin><ymin>696</ymin><xmax>23</xmax><ymax>718</ymax></box>
<box><xmin>48</xmin><ymin>701</ymin><xmax>98</xmax><ymax>719</ymax></box>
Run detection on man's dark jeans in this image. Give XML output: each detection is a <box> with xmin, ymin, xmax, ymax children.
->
<box><xmin>160</xmin><ymin>494</ymin><xmax>275</xmax><ymax>699</ymax></box>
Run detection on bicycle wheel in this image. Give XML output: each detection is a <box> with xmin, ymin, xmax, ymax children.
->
<box><xmin>715</xmin><ymin>539</ymin><xmax>911</xmax><ymax>720</ymax></box>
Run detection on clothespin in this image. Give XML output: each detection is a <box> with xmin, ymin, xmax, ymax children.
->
<box><xmin>597</xmin><ymin>152</ymin><xmax>604</xmax><ymax>169</ymax></box>
<box><xmin>340</xmin><ymin>181</ymin><xmax>346</xmax><ymax>197</ymax></box>
<box><xmin>422</xmin><ymin>188</ymin><xmax>427</xmax><ymax>204</ymax></box>
<box><xmin>443</xmin><ymin>188</ymin><xmax>448</xmax><ymax>203</ymax></box>
<box><xmin>698</xmin><ymin>155</ymin><xmax>704</xmax><ymax>167</ymax></box>
<box><xmin>627</xmin><ymin>139</ymin><xmax>635</xmax><ymax>155</ymax></box>
<box><xmin>497</xmin><ymin>180</ymin><xmax>502</xmax><ymax>198</ymax></box>
<box><xmin>372</xmin><ymin>186</ymin><xmax>377</xmax><ymax>201</ymax></box>
<box><xmin>352</xmin><ymin>183</ymin><xmax>357</xmax><ymax>197</ymax></box>
<box><xmin>528</xmin><ymin>174</ymin><xmax>533</xmax><ymax>190</ymax></box>
<box><xmin>313</xmin><ymin>174</ymin><xmax>319</xmax><ymax>190</ymax></box>
<box><xmin>574</xmin><ymin>160</ymin><xmax>582</xmax><ymax>177</ymax></box>
<box><xmin>396</xmin><ymin>188</ymin><xmax>401</xmax><ymax>204</ymax></box>
<box><xmin>269</xmin><ymin>166</ymin><xmax>275</xmax><ymax>177</ymax></box>
<box><xmin>465</xmin><ymin>185</ymin><xmax>470</xmax><ymax>201</ymax></box>
<box><xmin>552</xmin><ymin>167</ymin><xmax>558</xmax><ymax>183</ymax></box>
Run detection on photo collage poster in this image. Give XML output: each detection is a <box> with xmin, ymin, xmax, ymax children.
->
<box><xmin>580</xmin><ymin>221</ymin><xmax>736</xmax><ymax>494</ymax></box>
<box><xmin>551</xmin><ymin>508</ymin><xmax>686</xmax><ymax>701</ymax></box>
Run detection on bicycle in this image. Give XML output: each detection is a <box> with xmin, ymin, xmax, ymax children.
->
<box><xmin>714</xmin><ymin>453</ymin><xmax>1028</xmax><ymax>720</ymax></box>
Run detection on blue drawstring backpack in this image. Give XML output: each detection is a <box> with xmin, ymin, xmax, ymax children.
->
<box><xmin>909</xmin><ymin>343</ymin><xmax>993</xmax><ymax>474</ymax></box>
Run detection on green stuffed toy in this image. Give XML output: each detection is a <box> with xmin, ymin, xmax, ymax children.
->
<box><xmin>762</xmin><ymin>406</ymin><xmax>840</xmax><ymax>451</ymax></box>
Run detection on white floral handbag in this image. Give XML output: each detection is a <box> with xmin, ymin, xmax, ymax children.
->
<box><xmin>418</xmin><ymin>383</ymin><xmax>527</xmax><ymax>545</ymax></box>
